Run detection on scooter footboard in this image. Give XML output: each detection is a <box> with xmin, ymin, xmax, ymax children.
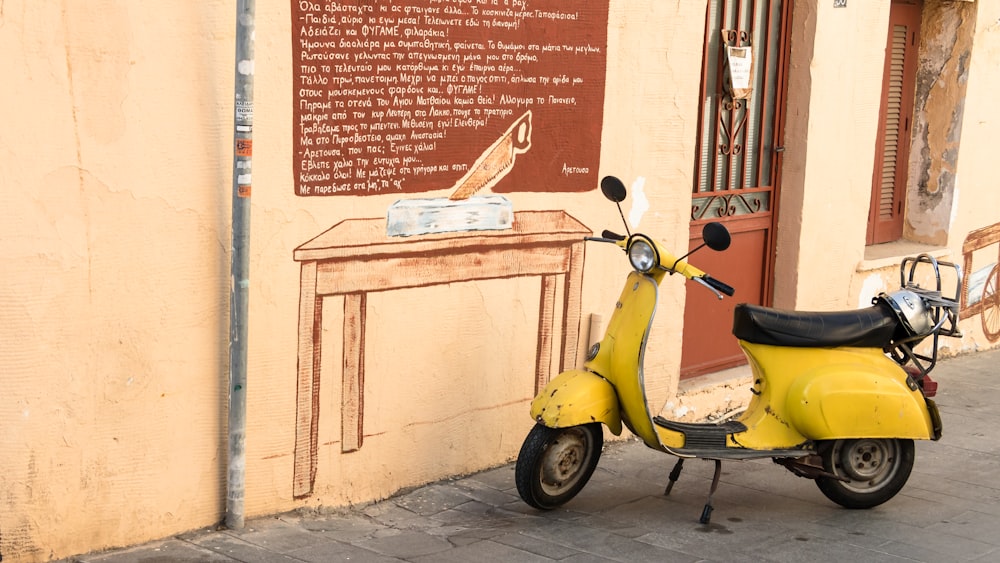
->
<box><xmin>530</xmin><ymin>370</ymin><xmax>622</xmax><ymax>435</ymax></box>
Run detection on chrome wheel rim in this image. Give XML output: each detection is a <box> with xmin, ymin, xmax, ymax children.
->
<box><xmin>832</xmin><ymin>439</ymin><xmax>901</xmax><ymax>493</ymax></box>
<box><xmin>539</xmin><ymin>428</ymin><xmax>593</xmax><ymax>496</ymax></box>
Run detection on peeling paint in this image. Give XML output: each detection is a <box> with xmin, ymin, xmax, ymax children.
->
<box><xmin>764</xmin><ymin>405</ymin><xmax>791</xmax><ymax>429</ymax></box>
<box><xmin>628</xmin><ymin>176</ymin><xmax>649</xmax><ymax>229</ymax></box>
<box><xmin>907</xmin><ymin>1</ymin><xmax>976</xmax><ymax>244</ymax></box>
<box><xmin>858</xmin><ymin>273</ymin><xmax>886</xmax><ymax>309</ymax></box>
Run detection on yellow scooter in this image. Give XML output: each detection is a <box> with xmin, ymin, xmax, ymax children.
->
<box><xmin>515</xmin><ymin>176</ymin><xmax>962</xmax><ymax>523</ymax></box>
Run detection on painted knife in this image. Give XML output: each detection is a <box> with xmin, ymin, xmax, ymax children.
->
<box><xmin>449</xmin><ymin>110</ymin><xmax>533</xmax><ymax>200</ymax></box>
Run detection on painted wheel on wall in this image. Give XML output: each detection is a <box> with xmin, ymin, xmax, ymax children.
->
<box><xmin>981</xmin><ymin>264</ymin><xmax>1000</xmax><ymax>342</ymax></box>
<box><xmin>515</xmin><ymin>423</ymin><xmax>602</xmax><ymax>509</ymax></box>
<box><xmin>815</xmin><ymin>438</ymin><xmax>914</xmax><ymax>509</ymax></box>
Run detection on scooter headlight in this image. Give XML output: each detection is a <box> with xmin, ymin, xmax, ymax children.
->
<box><xmin>628</xmin><ymin>237</ymin><xmax>658</xmax><ymax>273</ymax></box>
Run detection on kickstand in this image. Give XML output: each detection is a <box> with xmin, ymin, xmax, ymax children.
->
<box><xmin>700</xmin><ymin>460</ymin><xmax>722</xmax><ymax>525</ymax></box>
<box><xmin>664</xmin><ymin>458</ymin><xmax>684</xmax><ymax>495</ymax></box>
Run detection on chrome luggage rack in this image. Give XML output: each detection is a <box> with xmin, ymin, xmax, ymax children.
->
<box><xmin>886</xmin><ymin>253</ymin><xmax>963</xmax><ymax>377</ymax></box>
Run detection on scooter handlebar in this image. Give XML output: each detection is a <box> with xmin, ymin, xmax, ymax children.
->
<box><xmin>586</xmin><ymin>232</ymin><xmax>735</xmax><ymax>299</ymax></box>
<box><xmin>584</xmin><ymin>230</ymin><xmax>628</xmax><ymax>244</ymax></box>
<box><xmin>701</xmin><ymin>274</ymin><xmax>735</xmax><ymax>297</ymax></box>
<box><xmin>702</xmin><ymin>274</ymin><xmax>736</xmax><ymax>297</ymax></box>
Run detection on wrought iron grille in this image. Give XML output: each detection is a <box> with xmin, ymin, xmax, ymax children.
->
<box><xmin>693</xmin><ymin>0</ymin><xmax>785</xmax><ymax>221</ymax></box>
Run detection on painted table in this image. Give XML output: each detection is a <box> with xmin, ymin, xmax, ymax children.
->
<box><xmin>291</xmin><ymin>210</ymin><xmax>589</xmax><ymax>497</ymax></box>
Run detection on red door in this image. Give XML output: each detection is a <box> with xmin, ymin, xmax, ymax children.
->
<box><xmin>681</xmin><ymin>0</ymin><xmax>792</xmax><ymax>378</ymax></box>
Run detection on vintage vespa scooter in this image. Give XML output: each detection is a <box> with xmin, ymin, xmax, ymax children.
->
<box><xmin>515</xmin><ymin>176</ymin><xmax>962</xmax><ymax>523</ymax></box>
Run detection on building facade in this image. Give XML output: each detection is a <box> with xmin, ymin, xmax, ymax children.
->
<box><xmin>1</xmin><ymin>1</ymin><xmax>997</xmax><ymax>560</ymax></box>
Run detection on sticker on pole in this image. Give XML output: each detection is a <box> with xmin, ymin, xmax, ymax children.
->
<box><xmin>236</xmin><ymin>139</ymin><xmax>253</xmax><ymax>157</ymax></box>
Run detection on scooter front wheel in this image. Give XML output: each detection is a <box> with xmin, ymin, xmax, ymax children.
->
<box><xmin>815</xmin><ymin>438</ymin><xmax>915</xmax><ymax>509</ymax></box>
<box><xmin>515</xmin><ymin>423</ymin><xmax>603</xmax><ymax>509</ymax></box>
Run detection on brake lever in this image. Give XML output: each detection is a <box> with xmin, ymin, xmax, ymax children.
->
<box><xmin>585</xmin><ymin>230</ymin><xmax>627</xmax><ymax>244</ymax></box>
<box><xmin>692</xmin><ymin>276</ymin><xmax>725</xmax><ymax>300</ymax></box>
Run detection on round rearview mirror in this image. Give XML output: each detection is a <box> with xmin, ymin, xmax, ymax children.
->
<box><xmin>600</xmin><ymin>176</ymin><xmax>627</xmax><ymax>203</ymax></box>
<box><xmin>702</xmin><ymin>222</ymin><xmax>731</xmax><ymax>251</ymax></box>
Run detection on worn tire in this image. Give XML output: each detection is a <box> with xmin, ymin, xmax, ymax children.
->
<box><xmin>815</xmin><ymin>438</ymin><xmax>915</xmax><ymax>509</ymax></box>
<box><xmin>515</xmin><ymin>423</ymin><xmax>603</xmax><ymax>509</ymax></box>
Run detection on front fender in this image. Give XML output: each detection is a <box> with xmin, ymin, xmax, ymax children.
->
<box><xmin>530</xmin><ymin>369</ymin><xmax>622</xmax><ymax>435</ymax></box>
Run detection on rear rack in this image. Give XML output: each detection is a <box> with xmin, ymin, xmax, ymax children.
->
<box><xmin>887</xmin><ymin>254</ymin><xmax>963</xmax><ymax>378</ymax></box>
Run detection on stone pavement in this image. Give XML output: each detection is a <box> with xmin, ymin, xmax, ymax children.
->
<box><xmin>68</xmin><ymin>348</ymin><xmax>1000</xmax><ymax>562</ymax></box>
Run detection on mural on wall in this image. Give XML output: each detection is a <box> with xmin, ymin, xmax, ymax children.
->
<box><xmin>290</xmin><ymin>0</ymin><xmax>609</xmax><ymax>498</ymax></box>
<box><xmin>293</xmin><ymin>0</ymin><xmax>607</xmax><ymax>197</ymax></box>
<box><xmin>960</xmin><ymin>221</ymin><xmax>1000</xmax><ymax>342</ymax></box>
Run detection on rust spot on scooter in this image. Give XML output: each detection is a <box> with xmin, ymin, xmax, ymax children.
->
<box><xmin>764</xmin><ymin>405</ymin><xmax>790</xmax><ymax>428</ymax></box>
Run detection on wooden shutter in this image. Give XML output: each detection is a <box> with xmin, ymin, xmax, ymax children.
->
<box><xmin>868</xmin><ymin>0</ymin><xmax>921</xmax><ymax>245</ymax></box>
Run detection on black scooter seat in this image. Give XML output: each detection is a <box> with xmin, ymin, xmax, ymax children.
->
<box><xmin>732</xmin><ymin>302</ymin><xmax>899</xmax><ymax>348</ymax></box>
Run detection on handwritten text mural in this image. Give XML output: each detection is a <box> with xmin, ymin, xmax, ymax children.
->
<box><xmin>292</xmin><ymin>0</ymin><xmax>609</xmax><ymax>196</ymax></box>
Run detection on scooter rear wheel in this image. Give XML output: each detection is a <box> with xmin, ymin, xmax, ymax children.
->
<box><xmin>515</xmin><ymin>423</ymin><xmax>602</xmax><ymax>509</ymax></box>
<box><xmin>815</xmin><ymin>438</ymin><xmax>915</xmax><ymax>509</ymax></box>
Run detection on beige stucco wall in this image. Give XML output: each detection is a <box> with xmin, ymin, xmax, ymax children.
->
<box><xmin>923</xmin><ymin>0</ymin><xmax>1000</xmax><ymax>353</ymax></box>
<box><xmin>775</xmin><ymin>1</ymin><xmax>890</xmax><ymax>310</ymax></box>
<box><xmin>0</xmin><ymin>1</ymin><xmax>707</xmax><ymax>560</ymax></box>
<box><xmin>841</xmin><ymin>0</ymin><xmax>1000</xmax><ymax>354</ymax></box>
<box><xmin>1</xmin><ymin>3</ymin><xmax>234</xmax><ymax>560</ymax></box>
<box><xmin>2</xmin><ymin>0</ymin><xmax>998</xmax><ymax>560</ymax></box>
<box><xmin>779</xmin><ymin>0</ymin><xmax>999</xmax><ymax>346</ymax></box>
<box><xmin>954</xmin><ymin>4</ymin><xmax>1000</xmax><ymax>246</ymax></box>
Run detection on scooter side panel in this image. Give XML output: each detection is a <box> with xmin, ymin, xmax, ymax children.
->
<box><xmin>786</xmin><ymin>369</ymin><xmax>935</xmax><ymax>439</ymax></box>
<box><xmin>530</xmin><ymin>369</ymin><xmax>623</xmax><ymax>435</ymax></box>
<box><xmin>736</xmin><ymin>343</ymin><xmax>935</xmax><ymax>446</ymax></box>
<box><xmin>730</xmin><ymin>342</ymin><xmax>812</xmax><ymax>449</ymax></box>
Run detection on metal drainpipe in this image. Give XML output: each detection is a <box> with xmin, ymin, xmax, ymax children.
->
<box><xmin>227</xmin><ymin>0</ymin><xmax>255</xmax><ymax>530</ymax></box>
